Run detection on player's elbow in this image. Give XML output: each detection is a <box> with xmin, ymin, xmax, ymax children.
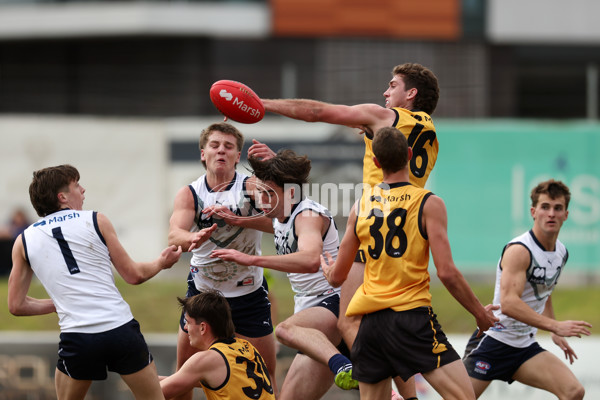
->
<box><xmin>436</xmin><ymin>266</ymin><xmax>459</xmax><ymax>286</ymax></box>
<box><xmin>499</xmin><ymin>298</ymin><xmax>520</xmax><ymax>319</ymax></box>
<box><xmin>8</xmin><ymin>299</ymin><xmax>26</xmax><ymax>316</ymax></box>
<box><xmin>304</xmin><ymin>256</ymin><xmax>321</xmax><ymax>273</ymax></box>
<box><xmin>122</xmin><ymin>270</ymin><xmax>147</xmax><ymax>285</ymax></box>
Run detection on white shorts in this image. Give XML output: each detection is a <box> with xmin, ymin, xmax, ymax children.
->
<box><xmin>293</xmin><ymin>288</ymin><xmax>340</xmax><ymax>314</ymax></box>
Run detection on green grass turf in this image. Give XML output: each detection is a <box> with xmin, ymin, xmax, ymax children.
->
<box><xmin>1</xmin><ymin>275</ymin><xmax>598</xmax><ymax>334</ymax></box>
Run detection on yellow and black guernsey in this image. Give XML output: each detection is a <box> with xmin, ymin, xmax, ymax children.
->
<box><xmin>347</xmin><ymin>182</ymin><xmax>433</xmax><ymax>317</ymax></box>
<box><xmin>202</xmin><ymin>337</ymin><xmax>275</xmax><ymax>400</ymax></box>
<box><xmin>362</xmin><ymin>108</ymin><xmax>438</xmax><ymax>189</ymax></box>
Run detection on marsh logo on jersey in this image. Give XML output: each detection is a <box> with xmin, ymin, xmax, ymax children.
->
<box><xmin>528</xmin><ymin>266</ymin><xmax>546</xmax><ymax>285</ymax></box>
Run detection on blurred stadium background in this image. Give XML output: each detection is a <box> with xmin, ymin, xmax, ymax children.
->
<box><xmin>0</xmin><ymin>0</ymin><xmax>598</xmax><ymax>399</ymax></box>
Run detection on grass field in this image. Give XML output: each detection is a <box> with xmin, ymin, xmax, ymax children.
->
<box><xmin>1</xmin><ymin>273</ymin><xmax>599</xmax><ymax>335</ymax></box>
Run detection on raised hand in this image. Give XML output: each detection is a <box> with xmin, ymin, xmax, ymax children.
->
<box><xmin>248</xmin><ymin>139</ymin><xmax>276</xmax><ymax>161</ymax></box>
<box><xmin>188</xmin><ymin>223</ymin><xmax>217</xmax><ymax>252</ymax></box>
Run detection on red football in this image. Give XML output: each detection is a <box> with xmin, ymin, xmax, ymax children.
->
<box><xmin>209</xmin><ymin>80</ymin><xmax>264</xmax><ymax>124</ymax></box>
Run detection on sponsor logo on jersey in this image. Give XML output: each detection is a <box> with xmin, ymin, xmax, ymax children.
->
<box><xmin>529</xmin><ymin>266</ymin><xmax>546</xmax><ymax>285</ymax></box>
<box><xmin>489</xmin><ymin>322</ymin><xmax>506</xmax><ymax>332</ymax></box>
<box><xmin>34</xmin><ymin>212</ymin><xmax>81</xmax><ymax>227</ymax></box>
<box><xmin>319</xmin><ymin>288</ymin><xmax>336</xmax><ymax>297</ymax></box>
<box><xmin>475</xmin><ymin>360</ymin><xmax>491</xmax><ymax>374</ymax></box>
<box><xmin>237</xmin><ymin>277</ymin><xmax>255</xmax><ymax>287</ymax></box>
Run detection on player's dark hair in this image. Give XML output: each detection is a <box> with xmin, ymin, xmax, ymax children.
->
<box><xmin>530</xmin><ymin>179</ymin><xmax>571</xmax><ymax>209</ymax></box>
<box><xmin>249</xmin><ymin>149</ymin><xmax>311</xmax><ymax>189</ymax></box>
<box><xmin>393</xmin><ymin>63</ymin><xmax>439</xmax><ymax>115</ymax></box>
<box><xmin>29</xmin><ymin>164</ymin><xmax>80</xmax><ymax>217</ymax></box>
<box><xmin>178</xmin><ymin>289</ymin><xmax>235</xmax><ymax>340</ymax></box>
<box><xmin>372</xmin><ymin>127</ymin><xmax>409</xmax><ymax>174</ymax></box>
<box><xmin>199</xmin><ymin>122</ymin><xmax>244</xmax><ymax>168</ymax></box>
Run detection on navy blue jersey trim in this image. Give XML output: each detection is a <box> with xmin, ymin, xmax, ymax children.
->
<box><xmin>92</xmin><ymin>211</ymin><xmax>106</xmax><ymax>246</ymax></box>
<box><xmin>499</xmin><ymin>241</ymin><xmax>532</xmax><ymax>271</ymax></box>
<box><xmin>188</xmin><ymin>184</ymin><xmax>199</xmax><ymax>214</ymax></box>
<box><xmin>205</xmin><ymin>174</ymin><xmax>236</xmax><ymax>193</ymax></box>
<box><xmin>391</xmin><ymin>108</ymin><xmax>400</xmax><ymax>127</ymax></box>
<box><xmin>204</xmin><ymin>347</ymin><xmax>231</xmax><ymax>391</ymax></box>
<box><xmin>418</xmin><ymin>192</ymin><xmax>433</xmax><ymax>240</ymax></box>
<box><xmin>22</xmin><ymin>234</ymin><xmax>30</xmax><ymax>265</ymax></box>
<box><xmin>529</xmin><ymin>229</ymin><xmax>552</xmax><ymax>252</ymax></box>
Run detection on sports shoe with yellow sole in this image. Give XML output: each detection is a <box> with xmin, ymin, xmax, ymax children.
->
<box><xmin>334</xmin><ymin>367</ymin><xmax>359</xmax><ymax>390</ymax></box>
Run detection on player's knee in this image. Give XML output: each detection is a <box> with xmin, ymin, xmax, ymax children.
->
<box><xmin>274</xmin><ymin>321</ymin><xmax>292</xmax><ymax>346</ymax></box>
<box><xmin>337</xmin><ymin>315</ymin><xmax>346</xmax><ymax>332</ymax></box>
<box><xmin>565</xmin><ymin>382</ymin><xmax>585</xmax><ymax>400</ymax></box>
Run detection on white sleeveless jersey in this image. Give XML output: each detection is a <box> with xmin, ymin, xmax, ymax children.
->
<box><xmin>486</xmin><ymin>230</ymin><xmax>568</xmax><ymax>347</ymax></box>
<box><xmin>188</xmin><ymin>172</ymin><xmax>264</xmax><ymax>297</ymax></box>
<box><xmin>22</xmin><ymin>209</ymin><xmax>133</xmax><ymax>333</ymax></box>
<box><xmin>272</xmin><ymin>198</ymin><xmax>340</xmax><ymax>312</ymax></box>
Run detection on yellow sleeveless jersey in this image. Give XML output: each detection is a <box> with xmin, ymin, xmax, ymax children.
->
<box><xmin>347</xmin><ymin>182</ymin><xmax>433</xmax><ymax>316</ymax></box>
<box><xmin>202</xmin><ymin>338</ymin><xmax>275</xmax><ymax>400</ymax></box>
<box><xmin>362</xmin><ymin>108</ymin><xmax>438</xmax><ymax>189</ymax></box>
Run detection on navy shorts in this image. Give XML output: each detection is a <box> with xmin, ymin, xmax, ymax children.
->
<box><xmin>295</xmin><ymin>293</ymin><xmax>350</xmax><ymax>357</ymax></box>
<box><xmin>180</xmin><ymin>274</ymin><xmax>273</xmax><ymax>338</ymax></box>
<box><xmin>314</xmin><ymin>293</ymin><xmax>340</xmax><ymax>317</ymax></box>
<box><xmin>463</xmin><ymin>333</ymin><xmax>546</xmax><ymax>383</ymax></box>
<box><xmin>353</xmin><ymin>307</ymin><xmax>460</xmax><ymax>383</ymax></box>
<box><xmin>57</xmin><ymin>319</ymin><xmax>152</xmax><ymax>380</ymax></box>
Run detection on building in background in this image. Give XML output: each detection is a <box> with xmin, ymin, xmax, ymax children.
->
<box><xmin>0</xmin><ymin>0</ymin><xmax>598</xmax><ymax>119</ymax></box>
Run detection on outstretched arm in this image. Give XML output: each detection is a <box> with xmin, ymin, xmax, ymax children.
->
<box><xmin>211</xmin><ymin>210</ymin><xmax>326</xmax><ymax>274</ymax></box>
<box><xmin>202</xmin><ymin>173</ymin><xmax>274</xmax><ymax>234</ymax></box>
<box><xmin>425</xmin><ymin>195</ymin><xmax>498</xmax><ymax>335</ymax></box>
<box><xmin>262</xmin><ymin>99</ymin><xmax>395</xmax><ymax>132</ymax></box>
<box><xmin>7</xmin><ymin>235</ymin><xmax>56</xmax><ymax>316</ymax></box>
<box><xmin>98</xmin><ymin>212</ymin><xmax>183</xmax><ymax>285</ymax></box>
<box><xmin>161</xmin><ymin>350</ymin><xmax>226</xmax><ymax>399</ymax></box>
<box><xmin>500</xmin><ymin>245</ymin><xmax>592</xmax><ymax>341</ymax></box>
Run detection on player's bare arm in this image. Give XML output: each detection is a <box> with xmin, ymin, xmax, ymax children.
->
<box><xmin>322</xmin><ymin>203</ymin><xmax>359</xmax><ymax>287</ymax></box>
<box><xmin>97</xmin><ymin>212</ymin><xmax>183</xmax><ymax>284</ymax></box>
<box><xmin>202</xmin><ymin>204</ymin><xmax>274</xmax><ymax>233</ymax></box>
<box><xmin>211</xmin><ymin>210</ymin><xmax>325</xmax><ymax>274</ymax></box>
<box><xmin>500</xmin><ymin>245</ymin><xmax>592</xmax><ymax>338</ymax></box>
<box><xmin>7</xmin><ymin>235</ymin><xmax>56</xmax><ymax>316</ymax></box>
<box><xmin>161</xmin><ymin>350</ymin><xmax>226</xmax><ymax>399</ymax></box>
<box><xmin>169</xmin><ymin>186</ymin><xmax>218</xmax><ymax>251</ymax></box>
<box><xmin>425</xmin><ymin>195</ymin><xmax>498</xmax><ymax>334</ymax></box>
<box><xmin>201</xmin><ymin>173</ymin><xmax>274</xmax><ymax>233</ymax></box>
<box><xmin>262</xmin><ymin>99</ymin><xmax>396</xmax><ymax>132</ymax></box>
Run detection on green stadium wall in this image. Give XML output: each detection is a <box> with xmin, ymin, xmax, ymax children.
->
<box><xmin>429</xmin><ymin>119</ymin><xmax>600</xmax><ymax>273</ymax></box>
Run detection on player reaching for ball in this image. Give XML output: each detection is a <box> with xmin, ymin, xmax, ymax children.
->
<box><xmin>167</xmin><ymin>122</ymin><xmax>279</xmax><ymax>399</ymax></box>
<box><xmin>259</xmin><ymin>62</ymin><xmax>440</xmax><ymax>399</ymax></box>
<box><xmin>211</xmin><ymin>149</ymin><xmax>362</xmax><ymax>399</ymax></box>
